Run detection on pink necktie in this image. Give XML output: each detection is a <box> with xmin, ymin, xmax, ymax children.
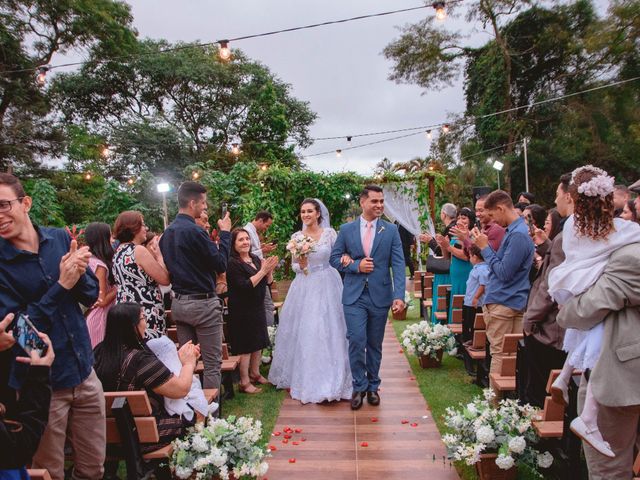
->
<box><xmin>363</xmin><ymin>221</ymin><xmax>373</xmax><ymax>257</ymax></box>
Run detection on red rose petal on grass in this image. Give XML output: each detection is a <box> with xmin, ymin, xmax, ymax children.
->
<box><xmin>288</xmin><ymin>458</ymin><xmax>296</xmax><ymax>464</ymax></box>
<box><xmin>360</xmin><ymin>442</ymin><xmax>369</xmax><ymax>447</ymax></box>
<box><xmin>284</xmin><ymin>434</ymin><xmax>292</xmax><ymax>439</ymax></box>
<box><xmin>411</xmin><ymin>423</ymin><xmax>418</xmax><ymax>427</ymax></box>
<box><xmin>282</xmin><ymin>439</ymin><xmax>289</xmax><ymax>444</ymax></box>
<box><xmin>398</xmin><ymin>349</ymin><xmax>403</xmax><ymax>353</ymax></box>
<box><xmin>401</xmin><ymin>419</ymin><xmax>409</xmax><ymax>424</ymax></box>
<box><xmin>294</xmin><ymin>428</ymin><xmax>302</xmax><ymax>433</ymax></box>
<box><xmin>292</xmin><ymin>441</ymin><xmax>300</xmax><ymax>446</ymax></box>
<box><xmin>273</xmin><ymin>431</ymin><xmax>281</xmax><ymax>436</ymax></box>
<box><xmin>269</xmin><ymin>445</ymin><xmax>277</xmax><ymax>451</ymax></box>
<box><xmin>370</xmin><ymin>417</ymin><xmax>378</xmax><ymax>423</ymax></box>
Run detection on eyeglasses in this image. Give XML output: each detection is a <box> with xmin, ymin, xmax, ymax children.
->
<box><xmin>0</xmin><ymin>198</ymin><xmax>24</xmax><ymax>213</ymax></box>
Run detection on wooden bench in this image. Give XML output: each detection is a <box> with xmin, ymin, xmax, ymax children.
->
<box><xmin>433</xmin><ymin>284</ymin><xmax>451</xmax><ymax>324</ymax></box>
<box><xmin>464</xmin><ymin>313</ymin><xmax>488</xmax><ymax>386</ymax></box>
<box><xmin>26</xmin><ymin>470</ymin><xmax>51</xmax><ymax>480</ymax></box>
<box><xmin>489</xmin><ymin>333</ymin><xmax>523</xmax><ymax>397</ymax></box>
<box><xmin>533</xmin><ymin>370</ymin><xmax>565</xmax><ymax>439</ymax></box>
<box><xmin>195</xmin><ymin>345</ymin><xmax>240</xmax><ymax>402</ymax></box>
<box><xmin>449</xmin><ymin>294</ymin><xmax>464</xmax><ymax>334</ymax></box>
<box><xmin>421</xmin><ymin>274</ymin><xmax>434</xmax><ymax>318</ymax></box>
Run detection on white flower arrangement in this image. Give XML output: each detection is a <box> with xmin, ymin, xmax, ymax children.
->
<box><xmin>171</xmin><ymin>415</ymin><xmax>269</xmax><ymax>480</ymax></box>
<box><xmin>570</xmin><ymin>165</ymin><xmax>615</xmax><ymax>198</ymax></box>
<box><xmin>286</xmin><ymin>232</ymin><xmax>318</xmax><ymax>275</ymax></box>
<box><xmin>262</xmin><ymin>325</ymin><xmax>277</xmax><ymax>362</ymax></box>
<box><xmin>400</xmin><ymin>321</ymin><xmax>456</xmax><ymax>359</ymax></box>
<box><xmin>404</xmin><ymin>291</ymin><xmax>414</xmax><ymax>310</ymax></box>
<box><xmin>442</xmin><ymin>389</ymin><xmax>553</xmax><ymax>475</ymax></box>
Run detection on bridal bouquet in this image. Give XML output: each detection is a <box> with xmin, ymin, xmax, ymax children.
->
<box><xmin>171</xmin><ymin>415</ymin><xmax>270</xmax><ymax>480</ymax></box>
<box><xmin>401</xmin><ymin>321</ymin><xmax>456</xmax><ymax>359</ymax></box>
<box><xmin>286</xmin><ymin>232</ymin><xmax>318</xmax><ymax>275</ymax></box>
<box><xmin>442</xmin><ymin>389</ymin><xmax>553</xmax><ymax>475</ymax></box>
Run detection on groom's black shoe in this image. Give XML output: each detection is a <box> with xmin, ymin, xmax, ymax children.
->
<box><xmin>351</xmin><ymin>392</ymin><xmax>365</xmax><ymax>410</ymax></box>
<box><xmin>367</xmin><ymin>391</ymin><xmax>381</xmax><ymax>406</ymax></box>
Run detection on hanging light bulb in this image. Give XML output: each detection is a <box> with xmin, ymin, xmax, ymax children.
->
<box><xmin>100</xmin><ymin>145</ymin><xmax>111</xmax><ymax>158</ymax></box>
<box><xmin>84</xmin><ymin>172</ymin><xmax>92</xmax><ymax>181</ymax></box>
<box><xmin>231</xmin><ymin>143</ymin><xmax>241</xmax><ymax>156</ymax></box>
<box><xmin>192</xmin><ymin>171</ymin><xmax>200</xmax><ymax>180</ymax></box>
<box><xmin>426</xmin><ymin>130</ymin><xmax>432</xmax><ymax>140</ymax></box>
<box><xmin>336</xmin><ymin>149</ymin><xmax>342</xmax><ymax>158</ymax></box>
<box><xmin>442</xmin><ymin>124</ymin><xmax>450</xmax><ymax>134</ymax></box>
<box><xmin>260</xmin><ymin>163</ymin><xmax>268</xmax><ymax>171</ymax></box>
<box><xmin>346</xmin><ymin>136</ymin><xmax>352</xmax><ymax>143</ymax></box>
<box><xmin>433</xmin><ymin>1</ymin><xmax>447</xmax><ymax>20</ymax></box>
<box><xmin>344</xmin><ymin>193</ymin><xmax>352</xmax><ymax>200</ymax></box>
<box><xmin>35</xmin><ymin>65</ymin><xmax>50</xmax><ymax>87</ymax></box>
<box><xmin>127</xmin><ymin>178</ymin><xmax>135</xmax><ymax>186</ymax></box>
<box><xmin>218</xmin><ymin>40</ymin><xmax>231</xmax><ymax>61</ymax></box>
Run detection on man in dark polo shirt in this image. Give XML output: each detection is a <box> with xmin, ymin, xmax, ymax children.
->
<box><xmin>160</xmin><ymin>181</ymin><xmax>231</xmax><ymax>389</ymax></box>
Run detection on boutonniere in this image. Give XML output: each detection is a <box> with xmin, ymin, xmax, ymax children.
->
<box><xmin>377</xmin><ymin>225</ymin><xmax>385</xmax><ymax>235</ymax></box>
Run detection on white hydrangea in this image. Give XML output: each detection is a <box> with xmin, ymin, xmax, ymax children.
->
<box><xmin>442</xmin><ymin>433</ymin><xmax>459</xmax><ymax>446</ymax></box>
<box><xmin>483</xmin><ymin>389</ymin><xmax>496</xmax><ymax>401</ymax></box>
<box><xmin>476</xmin><ymin>425</ymin><xmax>495</xmax><ymax>444</ymax></box>
<box><xmin>508</xmin><ymin>436</ymin><xmax>526</xmax><ymax>454</ymax></box>
<box><xmin>537</xmin><ymin>451</ymin><xmax>554</xmax><ymax>469</ymax></box>
<box><xmin>495</xmin><ymin>453</ymin><xmax>515</xmax><ymax>470</ymax></box>
<box><xmin>191</xmin><ymin>434</ymin><xmax>209</xmax><ymax>453</ymax></box>
<box><xmin>174</xmin><ymin>466</ymin><xmax>193</xmax><ymax>479</ymax></box>
<box><xmin>467</xmin><ymin>403</ymin><xmax>478</xmax><ymax>415</ymax></box>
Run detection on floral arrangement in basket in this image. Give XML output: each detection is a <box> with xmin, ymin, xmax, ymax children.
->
<box><xmin>286</xmin><ymin>232</ymin><xmax>317</xmax><ymax>275</ymax></box>
<box><xmin>442</xmin><ymin>389</ymin><xmax>553</xmax><ymax>475</ymax></box>
<box><xmin>171</xmin><ymin>415</ymin><xmax>269</xmax><ymax>480</ymax></box>
<box><xmin>404</xmin><ymin>291</ymin><xmax>415</xmax><ymax>310</ymax></box>
<box><xmin>401</xmin><ymin>321</ymin><xmax>456</xmax><ymax>359</ymax></box>
<box><xmin>262</xmin><ymin>325</ymin><xmax>277</xmax><ymax>363</ymax></box>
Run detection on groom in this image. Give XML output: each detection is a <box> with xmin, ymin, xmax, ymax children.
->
<box><xmin>330</xmin><ymin>185</ymin><xmax>406</xmax><ymax>410</ymax></box>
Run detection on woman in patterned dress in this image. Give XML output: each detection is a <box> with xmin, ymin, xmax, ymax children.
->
<box><xmin>112</xmin><ymin>211</ymin><xmax>170</xmax><ymax>336</ymax></box>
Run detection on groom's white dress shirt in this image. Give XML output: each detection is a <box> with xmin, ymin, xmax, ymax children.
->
<box><xmin>359</xmin><ymin>216</ymin><xmax>378</xmax><ymax>250</ymax></box>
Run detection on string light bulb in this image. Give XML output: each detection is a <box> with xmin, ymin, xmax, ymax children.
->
<box><xmin>218</xmin><ymin>40</ymin><xmax>231</xmax><ymax>61</ymax></box>
<box><xmin>433</xmin><ymin>1</ymin><xmax>447</xmax><ymax>20</ymax></box>
<box><xmin>336</xmin><ymin>149</ymin><xmax>342</xmax><ymax>158</ymax></box>
<box><xmin>442</xmin><ymin>123</ymin><xmax>450</xmax><ymax>134</ymax></box>
<box><xmin>260</xmin><ymin>163</ymin><xmax>268</xmax><ymax>171</ymax></box>
<box><xmin>346</xmin><ymin>136</ymin><xmax>352</xmax><ymax>143</ymax></box>
<box><xmin>127</xmin><ymin>178</ymin><xmax>135</xmax><ymax>185</ymax></box>
<box><xmin>35</xmin><ymin>65</ymin><xmax>50</xmax><ymax>87</ymax></box>
<box><xmin>84</xmin><ymin>172</ymin><xmax>92</xmax><ymax>181</ymax></box>
<box><xmin>426</xmin><ymin>130</ymin><xmax>432</xmax><ymax>140</ymax></box>
<box><xmin>192</xmin><ymin>171</ymin><xmax>200</xmax><ymax>180</ymax></box>
<box><xmin>100</xmin><ymin>145</ymin><xmax>111</xmax><ymax>158</ymax></box>
<box><xmin>231</xmin><ymin>143</ymin><xmax>241</xmax><ymax>156</ymax></box>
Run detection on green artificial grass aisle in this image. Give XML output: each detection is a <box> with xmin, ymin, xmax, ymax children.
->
<box><xmin>391</xmin><ymin>306</ymin><xmax>482</xmax><ymax>480</ymax></box>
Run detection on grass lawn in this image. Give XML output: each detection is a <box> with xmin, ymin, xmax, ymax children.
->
<box><xmin>391</xmin><ymin>305</ymin><xmax>483</xmax><ymax>480</ymax></box>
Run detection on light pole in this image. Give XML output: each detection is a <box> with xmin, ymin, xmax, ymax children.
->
<box><xmin>156</xmin><ymin>182</ymin><xmax>170</xmax><ymax>230</ymax></box>
<box><xmin>492</xmin><ymin>160</ymin><xmax>504</xmax><ymax>190</ymax></box>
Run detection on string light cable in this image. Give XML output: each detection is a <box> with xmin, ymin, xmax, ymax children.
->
<box><xmin>0</xmin><ymin>3</ymin><xmax>464</xmax><ymax>76</ymax></box>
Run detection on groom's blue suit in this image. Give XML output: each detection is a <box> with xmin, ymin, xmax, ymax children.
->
<box><xmin>330</xmin><ymin>218</ymin><xmax>406</xmax><ymax>392</ymax></box>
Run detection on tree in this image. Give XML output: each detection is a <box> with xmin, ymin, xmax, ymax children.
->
<box><xmin>51</xmin><ymin>41</ymin><xmax>317</xmax><ymax>180</ymax></box>
<box><xmin>0</xmin><ymin>0</ymin><xmax>137</xmax><ymax>170</ymax></box>
<box><xmin>24</xmin><ymin>178</ymin><xmax>65</xmax><ymax>226</ymax></box>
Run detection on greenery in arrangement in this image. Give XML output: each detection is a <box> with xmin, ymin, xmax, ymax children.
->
<box><xmin>442</xmin><ymin>390</ymin><xmax>553</xmax><ymax>476</ymax></box>
<box><xmin>400</xmin><ymin>321</ymin><xmax>457</xmax><ymax>359</ymax></box>
<box><xmin>171</xmin><ymin>415</ymin><xmax>270</xmax><ymax>480</ymax></box>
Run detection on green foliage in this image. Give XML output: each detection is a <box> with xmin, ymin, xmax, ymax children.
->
<box><xmin>96</xmin><ymin>180</ymin><xmax>141</xmax><ymax>225</ymax></box>
<box><xmin>24</xmin><ymin>179</ymin><xmax>65</xmax><ymax>227</ymax></box>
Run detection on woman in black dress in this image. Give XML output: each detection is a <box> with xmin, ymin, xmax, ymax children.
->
<box><xmin>227</xmin><ymin>228</ymin><xmax>279</xmax><ymax>394</ymax></box>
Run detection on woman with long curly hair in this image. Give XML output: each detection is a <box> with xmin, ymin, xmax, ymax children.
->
<box><xmin>548</xmin><ymin>165</ymin><xmax>640</xmax><ymax>458</ymax></box>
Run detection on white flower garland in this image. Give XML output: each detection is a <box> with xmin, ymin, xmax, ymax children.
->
<box><xmin>570</xmin><ymin>165</ymin><xmax>614</xmax><ymax>198</ymax></box>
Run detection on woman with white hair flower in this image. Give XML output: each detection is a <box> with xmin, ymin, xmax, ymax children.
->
<box><xmin>548</xmin><ymin>165</ymin><xmax>640</xmax><ymax>458</ymax></box>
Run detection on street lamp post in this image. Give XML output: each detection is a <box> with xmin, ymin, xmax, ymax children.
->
<box><xmin>492</xmin><ymin>160</ymin><xmax>504</xmax><ymax>190</ymax></box>
<box><xmin>156</xmin><ymin>182</ymin><xmax>170</xmax><ymax>230</ymax></box>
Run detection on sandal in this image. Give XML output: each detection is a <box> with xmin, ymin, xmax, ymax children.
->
<box><xmin>239</xmin><ymin>383</ymin><xmax>262</xmax><ymax>394</ymax></box>
<box><xmin>250</xmin><ymin>375</ymin><xmax>270</xmax><ymax>385</ymax></box>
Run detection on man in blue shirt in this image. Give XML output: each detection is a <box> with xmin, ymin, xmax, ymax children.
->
<box><xmin>0</xmin><ymin>173</ymin><xmax>103</xmax><ymax>480</ymax></box>
<box><xmin>160</xmin><ymin>181</ymin><xmax>231</xmax><ymax>390</ymax></box>
<box><xmin>472</xmin><ymin>190</ymin><xmax>534</xmax><ymax>379</ymax></box>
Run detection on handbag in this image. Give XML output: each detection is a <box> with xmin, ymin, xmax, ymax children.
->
<box><xmin>426</xmin><ymin>255</ymin><xmax>450</xmax><ymax>274</ymax></box>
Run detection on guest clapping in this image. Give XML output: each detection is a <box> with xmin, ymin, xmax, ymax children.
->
<box><xmin>113</xmin><ymin>211</ymin><xmax>170</xmax><ymax>337</ymax></box>
<box><xmin>94</xmin><ymin>303</ymin><xmax>198</xmax><ymax>450</ymax></box>
<box><xmin>226</xmin><ymin>229</ymin><xmax>278</xmax><ymax>394</ymax></box>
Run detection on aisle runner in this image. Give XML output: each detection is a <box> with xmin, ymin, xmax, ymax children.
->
<box><xmin>264</xmin><ymin>322</ymin><xmax>460</xmax><ymax>480</ymax></box>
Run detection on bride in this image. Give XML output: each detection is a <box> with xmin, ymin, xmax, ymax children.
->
<box><xmin>268</xmin><ymin>198</ymin><xmax>353</xmax><ymax>403</ymax></box>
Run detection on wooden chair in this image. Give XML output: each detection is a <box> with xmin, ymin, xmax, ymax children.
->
<box><xmin>488</xmin><ymin>333</ymin><xmax>523</xmax><ymax>395</ymax></box>
<box><xmin>533</xmin><ymin>370</ymin><xmax>566</xmax><ymax>439</ymax></box>
<box><xmin>270</xmin><ymin>281</ymin><xmax>280</xmax><ymax>302</ymax></box>
<box><xmin>166</xmin><ymin>327</ymin><xmax>178</xmax><ymax>344</ymax></box>
<box><xmin>464</xmin><ymin>313</ymin><xmax>488</xmax><ymax>386</ymax></box>
<box><xmin>26</xmin><ymin>470</ymin><xmax>51</xmax><ymax>480</ymax></box>
<box><xmin>448</xmin><ymin>294</ymin><xmax>465</xmax><ymax>334</ymax></box>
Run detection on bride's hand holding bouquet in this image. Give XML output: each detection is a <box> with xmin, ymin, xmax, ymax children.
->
<box><xmin>287</xmin><ymin>232</ymin><xmax>318</xmax><ymax>275</ymax></box>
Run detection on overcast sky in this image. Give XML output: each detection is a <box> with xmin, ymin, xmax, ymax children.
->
<box><xmin>55</xmin><ymin>0</ymin><xmax>605</xmax><ymax>175</ymax></box>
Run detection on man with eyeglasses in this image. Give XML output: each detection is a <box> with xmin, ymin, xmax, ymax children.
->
<box><xmin>0</xmin><ymin>173</ymin><xmax>104</xmax><ymax>480</ymax></box>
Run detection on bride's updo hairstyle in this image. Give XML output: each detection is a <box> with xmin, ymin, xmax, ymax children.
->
<box><xmin>301</xmin><ymin>198</ymin><xmax>323</xmax><ymax>225</ymax></box>
<box><xmin>569</xmin><ymin>165</ymin><xmax>615</xmax><ymax>240</ymax></box>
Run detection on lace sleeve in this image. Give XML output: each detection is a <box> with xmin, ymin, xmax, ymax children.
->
<box><xmin>326</xmin><ymin>228</ymin><xmax>338</xmax><ymax>247</ymax></box>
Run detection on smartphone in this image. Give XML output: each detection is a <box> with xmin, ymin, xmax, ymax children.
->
<box><xmin>221</xmin><ymin>202</ymin><xmax>228</xmax><ymax>217</ymax></box>
<box><xmin>13</xmin><ymin>313</ymin><xmax>47</xmax><ymax>357</ymax></box>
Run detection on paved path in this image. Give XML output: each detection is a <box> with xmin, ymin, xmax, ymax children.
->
<box><xmin>264</xmin><ymin>322</ymin><xmax>460</xmax><ymax>480</ymax></box>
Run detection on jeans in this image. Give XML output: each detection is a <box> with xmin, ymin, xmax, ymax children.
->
<box><xmin>172</xmin><ymin>296</ymin><xmax>223</xmax><ymax>389</ymax></box>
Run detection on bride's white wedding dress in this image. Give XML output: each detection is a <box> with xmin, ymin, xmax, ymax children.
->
<box><xmin>268</xmin><ymin>228</ymin><xmax>353</xmax><ymax>403</ymax></box>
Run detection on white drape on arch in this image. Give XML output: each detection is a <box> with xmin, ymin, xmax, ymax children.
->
<box><xmin>382</xmin><ymin>182</ymin><xmax>435</xmax><ymax>270</ymax></box>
